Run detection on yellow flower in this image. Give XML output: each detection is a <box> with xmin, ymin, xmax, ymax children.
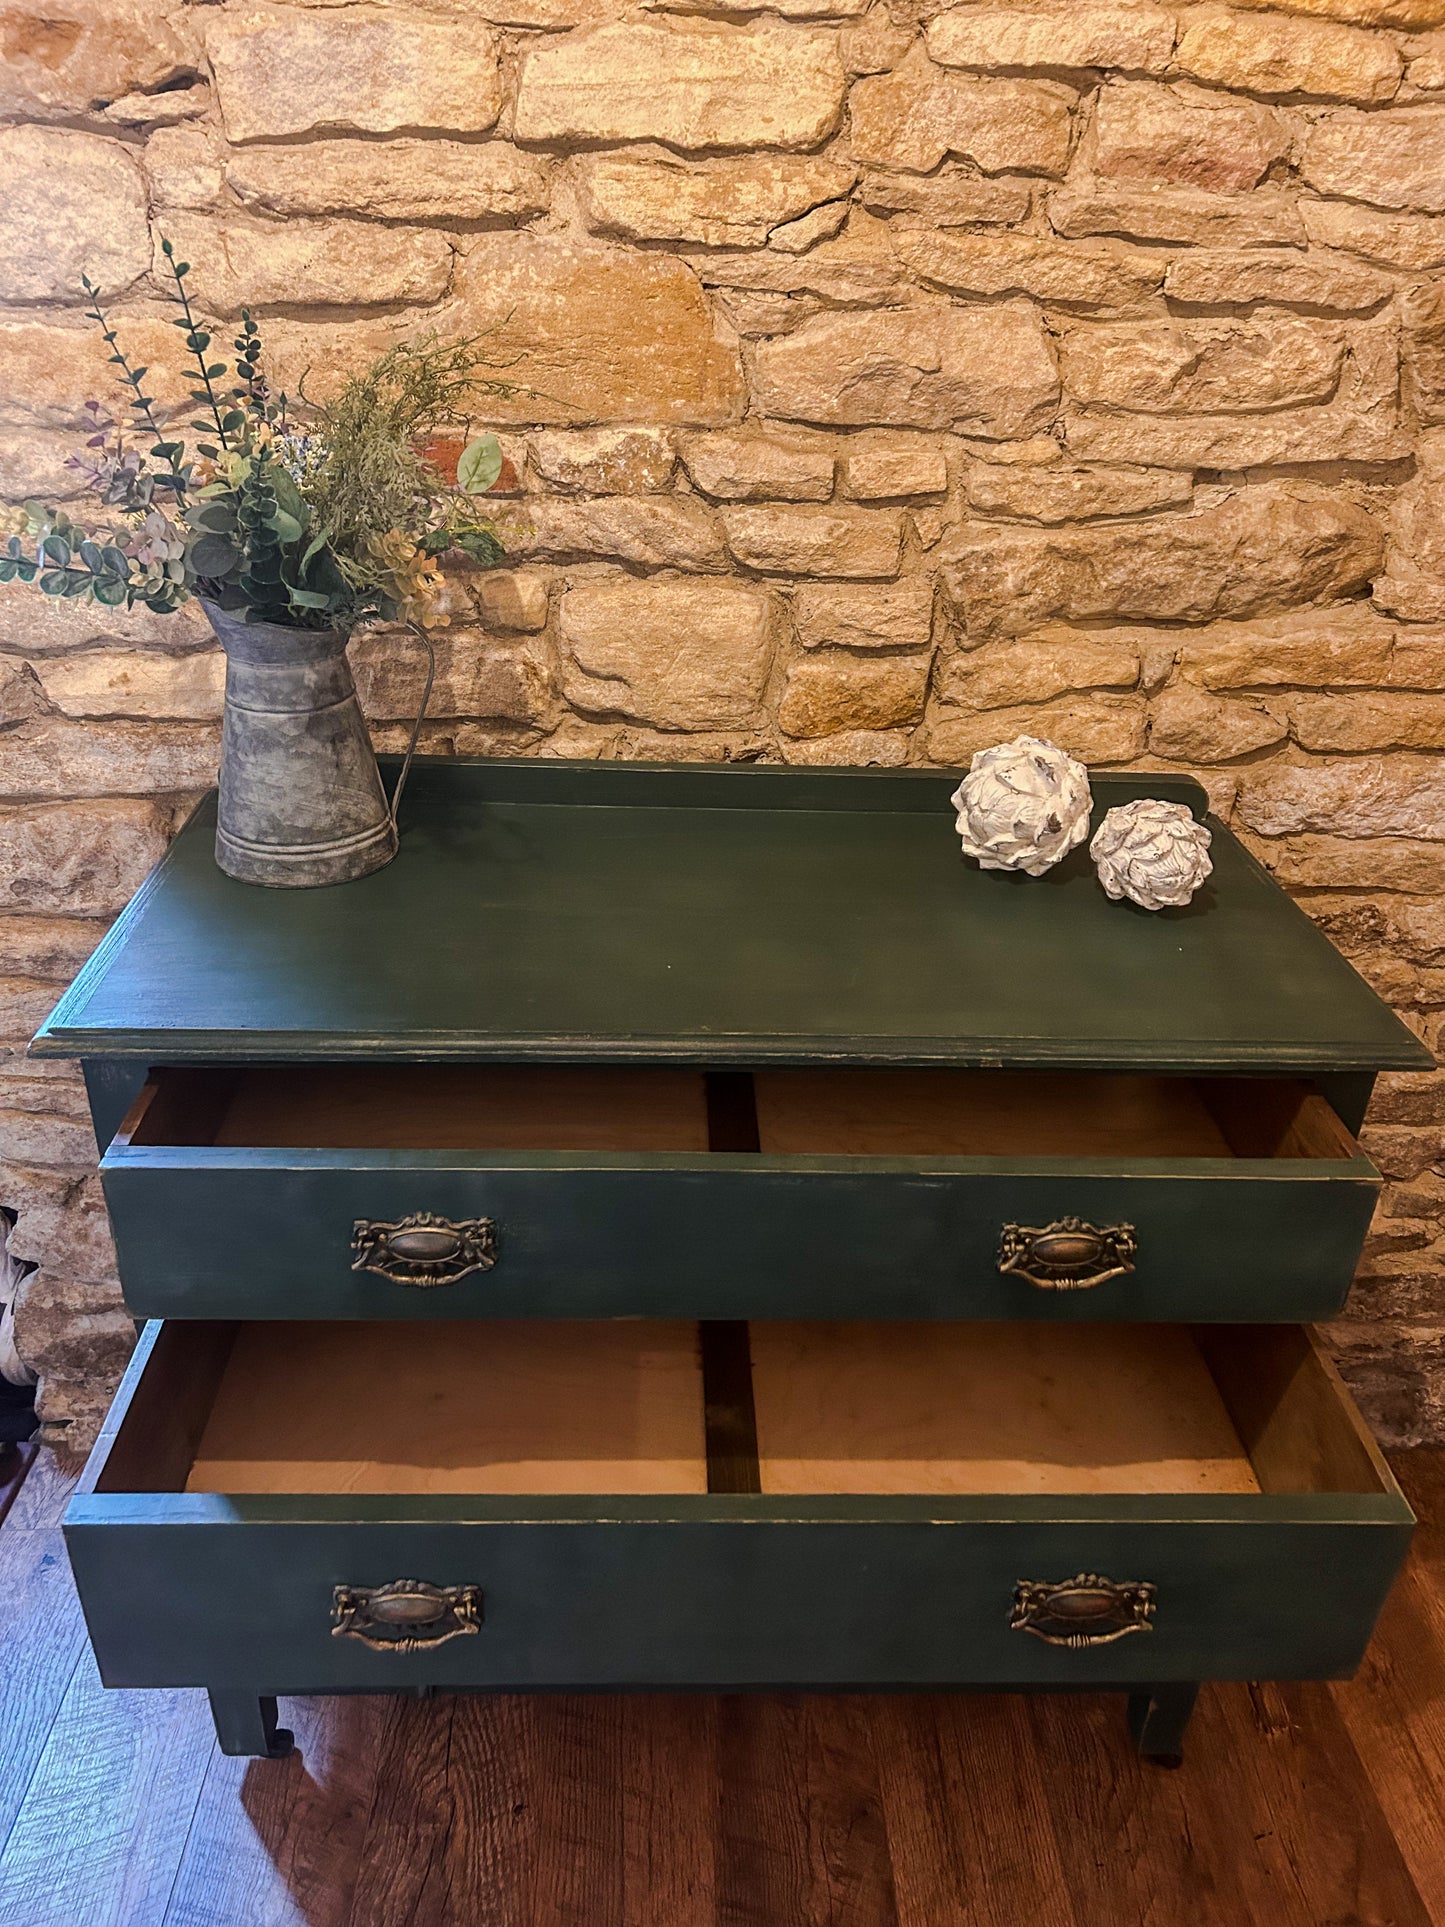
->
<box><xmin>366</xmin><ymin>527</ymin><xmax>449</xmax><ymax>627</ymax></box>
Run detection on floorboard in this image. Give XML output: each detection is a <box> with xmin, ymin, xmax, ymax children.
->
<box><xmin>0</xmin><ymin>1448</ymin><xmax>1441</xmax><ymax>1927</ymax></box>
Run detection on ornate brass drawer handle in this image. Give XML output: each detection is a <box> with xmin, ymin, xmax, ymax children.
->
<box><xmin>332</xmin><ymin>1579</ymin><xmax>484</xmax><ymax>1652</ymax></box>
<box><xmin>998</xmin><ymin>1216</ymin><xmax>1136</xmax><ymax>1290</ymax></box>
<box><xmin>1010</xmin><ymin>1573</ymin><xmax>1156</xmax><ymax>1648</ymax></box>
<box><xmin>351</xmin><ymin>1212</ymin><xmax>497</xmax><ymax>1287</ymax></box>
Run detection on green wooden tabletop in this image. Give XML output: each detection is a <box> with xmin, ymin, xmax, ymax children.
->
<box><xmin>32</xmin><ymin>759</ymin><xmax>1432</xmax><ymax>1072</ymax></box>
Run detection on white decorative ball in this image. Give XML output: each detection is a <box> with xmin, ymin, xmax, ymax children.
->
<box><xmin>1090</xmin><ymin>798</ymin><xmax>1213</xmax><ymax>910</ymax></box>
<box><xmin>950</xmin><ymin>735</ymin><xmax>1093</xmax><ymax>877</ymax></box>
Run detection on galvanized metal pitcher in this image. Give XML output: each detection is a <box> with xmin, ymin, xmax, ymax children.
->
<box><xmin>203</xmin><ymin>599</ymin><xmax>398</xmax><ymax>889</ymax></box>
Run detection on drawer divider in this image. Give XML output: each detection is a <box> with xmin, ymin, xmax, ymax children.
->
<box><xmin>700</xmin><ymin>1321</ymin><xmax>760</xmax><ymax>1495</ymax></box>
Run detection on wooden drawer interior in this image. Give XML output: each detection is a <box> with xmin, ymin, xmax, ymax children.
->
<box><xmin>92</xmin><ymin>1318</ymin><xmax>1394</xmax><ymax>1504</ymax></box>
<box><xmin>119</xmin><ymin>1065</ymin><xmax>1359</xmax><ymax>1162</ymax></box>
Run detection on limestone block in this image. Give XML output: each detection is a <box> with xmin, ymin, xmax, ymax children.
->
<box><xmin>0</xmin><ymin>800</ymin><xmax>169</xmax><ymax>915</ymax></box>
<box><xmin>517</xmin><ymin>498</ymin><xmax>726</xmax><ymax>570</ymax></box>
<box><xmin>721</xmin><ymin>505</ymin><xmax>905</xmax><ymax>576</ymax></box>
<box><xmin>1148</xmin><ymin>682</ymin><xmax>1287</xmax><ymax>761</ymax></box>
<box><xmin>924</xmin><ymin>697</ymin><xmax>1147</xmax><ymax>765</ymax></box>
<box><xmin>1302</xmin><ymin>198</ymin><xmax>1445</xmax><ymax>268</ymax></box>
<box><xmin>936</xmin><ymin>633</ymin><xmax>1141</xmax><ymax>708</ymax></box>
<box><xmin>1391</xmin><ymin>628</ymin><xmax>1445</xmax><ymax>685</ymax></box>
<box><xmin>1089</xmin><ymin>79</ymin><xmax>1291</xmax><ymax>193</ymax></box>
<box><xmin>1373</xmin><ymin>1068</ymin><xmax>1445</xmax><ymax>1119</ymax></box>
<box><xmin>780</xmin><ymin>729</ymin><xmax>909</xmax><ymax>764</ymax></box>
<box><xmin>841</xmin><ymin>6</ymin><xmax>915</xmax><ymax>73</ymax></box>
<box><xmin>688</xmin><ymin>215</ymin><xmax>909</xmax><ymax>307</ymax></box>
<box><xmin>1063</xmin><ymin>326</ymin><xmax>1405</xmax><ymax>467</ymax></box>
<box><xmin>0</xmin><ymin>719</ymin><xmax>219</xmax><ymax>799</ymax></box>
<box><xmin>848</xmin><ymin>48</ymin><xmax>1076</xmax><ymax>176</ymax></box>
<box><xmin>0</xmin><ymin>919</ymin><xmax>109</xmax><ymax>980</ymax></box>
<box><xmin>1178</xmin><ymin>606</ymin><xmax>1397</xmax><ymax>687</ymax></box>
<box><xmin>474</xmin><ymin>571</ymin><xmax>550</xmax><ymax>633</ymax></box>
<box><xmin>1050</xmin><ymin>180</ymin><xmax>1305</xmax><ymax>247</ymax></box>
<box><xmin>927</xmin><ymin>4</ymin><xmax>1176</xmax><ymax>74</ymax></box>
<box><xmin>351</xmin><ymin>630</ymin><xmax>551</xmax><ymax>724</ymax></box>
<box><xmin>1226</xmin><ymin>0</ymin><xmax>1445</xmax><ymax>28</ymax></box>
<box><xmin>681</xmin><ymin>435</ymin><xmax>835</xmax><ymax>501</ymax></box>
<box><xmin>778</xmin><ymin>650</ymin><xmax>931</xmax><ymax>735</ymax></box>
<box><xmin>157</xmin><ymin>217</ymin><xmax>452</xmax><ymax>315</ymax></box>
<box><xmin>0</xmin><ymin>427</ymin><xmax>89</xmax><ymax>504</ymax></box>
<box><xmin>0</xmin><ymin>128</ymin><xmax>149</xmax><ymax>302</ymax></box>
<box><xmin>1058</xmin><ymin>317</ymin><xmax>1348</xmax><ymax>413</ymax></box>
<box><xmin>843</xmin><ymin>446</ymin><xmax>949</xmax><ymax>498</ymax></box>
<box><xmin>1375</xmin><ymin>431</ymin><xmax>1445</xmax><ymax>617</ymax></box>
<box><xmin>514</xmin><ymin>21</ymin><xmax>846</xmax><ymax>150</ymax></box>
<box><xmin>940</xmin><ymin>486</ymin><xmax>1385</xmax><ymax>639</ymax></box>
<box><xmin>0</xmin><ymin>662</ymin><xmax>45</xmax><ymax>728</ymax></box>
<box><xmin>13</xmin><ymin>1273</ymin><xmax>132</xmax><ymax>1396</ymax></box>
<box><xmin>1402</xmin><ymin>282</ymin><xmax>1445</xmax><ymax>424</ymax></box>
<box><xmin>531</xmin><ymin>428</ymin><xmax>676</xmax><ymax>494</ymax></box>
<box><xmin>0</xmin><ymin>1110</ymin><xmax>93</xmax><ymax>1169</ymax></box>
<box><xmin>0</xmin><ymin>310</ymin><xmax>189</xmax><ymax>429</ymax></box>
<box><xmin>0</xmin><ymin>980</ymin><xmax>72</xmax><ymax>1047</ymax></box>
<box><xmin>752</xmin><ymin>300</ymin><xmax>1059</xmax><ymax>435</ymax></box>
<box><xmin>1262</xmin><ymin>836</ymin><xmax>1445</xmax><ymax>891</ymax></box>
<box><xmin>104</xmin><ymin>81</ymin><xmax>209</xmax><ymax>129</ymax></box>
<box><xmin>144</xmin><ymin>124</ymin><xmax>226</xmax><ymax>211</ymax></box>
<box><xmin>575</xmin><ymin>151</ymin><xmax>856</xmax><ymax>248</ymax></box>
<box><xmin>793</xmin><ymin>578</ymin><xmax>936</xmax><ymax>649</ymax></box>
<box><xmin>858</xmin><ymin>166</ymin><xmax>1032</xmax><ymax>226</ymax></box>
<box><xmin>1302</xmin><ymin>105</ymin><xmax>1445</xmax><ymax>211</ymax></box>
<box><xmin>1174</xmin><ymin>6</ymin><xmax>1403</xmax><ymax>101</ymax></box>
<box><xmin>557</xmin><ymin>575</ymin><xmax>777</xmax><ymax>728</ymax></box>
<box><xmin>228</xmin><ymin>140</ymin><xmax>550</xmax><ymax>223</ymax></box>
<box><xmin>1161</xmin><ymin>247</ymin><xmax>1393</xmax><ymax>312</ymax></box>
<box><xmin>446</xmin><ymin>234</ymin><xmax>745</xmax><ymax>427</ymax></box>
<box><xmin>965</xmin><ymin>463</ymin><xmax>1193</xmax><ymax>521</ymax></box>
<box><xmin>648</xmin><ymin>0</ymin><xmax>869</xmax><ymax>16</ymax></box>
<box><xmin>1237</xmin><ymin>755</ymin><xmax>1445</xmax><ymax>838</ymax></box>
<box><xmin>894</xmin><ymin>228</ymin><xmax>1162</xmax><ymax>311</ymax></box>
<box><xmin>1289</xmin><ymin>690</ymin><xmax>1445</xmax><ymax>749</ymax></box>
<box><xmin>206</xmin><ymin>7</ymin><xmax>502</xmax><ymax>142</ymax></box>
<box><xmin>35</xmin><ymin>650</ymin><xmax>224</xmax><ymax>720</ymax></box>
<box><xmin>0</xmin><ymin>0</ymin><xmax>195</xmax><ymax>122</ymax></box>
<box><xmin>769</xmin><ymin>200</ymin><xmax>852</xmax><ymax>253</ymax></box>
<box><xmin>0</xmin><ymin>582</ymin><xmax>211</xmax><ymax>656</ymax></box>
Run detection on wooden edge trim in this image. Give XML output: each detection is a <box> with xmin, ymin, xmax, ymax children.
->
<box><xmin>108</xmin><ymin>1075</ymin><xmax>162</xmax><ymax>1153</ymax></box>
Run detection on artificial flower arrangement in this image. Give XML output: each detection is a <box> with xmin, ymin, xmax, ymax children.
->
<box><xmin>0</xmin><ymin>239</ymin><xmax>516</xmax><ymax>630</ymax></box>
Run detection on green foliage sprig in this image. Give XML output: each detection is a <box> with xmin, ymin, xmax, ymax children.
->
<box><xmin>0</xmin><ymin>245</ymin><xmax>519</xmax><ymax>630</ymax></box>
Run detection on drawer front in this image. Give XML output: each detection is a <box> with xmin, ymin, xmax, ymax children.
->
<box><xmin>65</xmin><ymin>1503</ymin><xmax>1410</xmax><ymax>1694</ymax></box>
<box><xmin>99</xmin><ymin>1151</ymin><xmax>1380</xmax><ymax>1323</ymax></box>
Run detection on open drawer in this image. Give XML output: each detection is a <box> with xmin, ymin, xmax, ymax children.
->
<box><xmin>66</xmin><ymin>1317</ymin><xmax>1411</xmax><ymax>1697</ymax></box>
<box><xmin>98</xmin><ymin>1064</ymin><xmax>1382</xmax><ymax>1323</ymax></box>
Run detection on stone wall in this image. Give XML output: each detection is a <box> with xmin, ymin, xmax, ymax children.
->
<box><xmin>2</xmin><ymin>0</ymin><xmax>1444</xmax><ymax>1448</ymax></box>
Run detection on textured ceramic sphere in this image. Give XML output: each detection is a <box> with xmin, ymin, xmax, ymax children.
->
<box><xmin>1090</xmin><ymin>798</ymin><xmax>1213</xmax><ymax>910</ymax></box>
<box><xmin>950</xmin><ymin>735</ymin><xmax>1093</xmax><ymax>877</ymax></box>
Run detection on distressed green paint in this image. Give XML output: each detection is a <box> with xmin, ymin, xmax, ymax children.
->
<box><xmin>100</xmin><ymin>1148</ymin><xmax>1381</xmax><ymax>1323</ymax></box>
<box><xmin>34</xmin><ymin>761</ymin><xmax>1430</xmax><ymax>1073</ymax></box>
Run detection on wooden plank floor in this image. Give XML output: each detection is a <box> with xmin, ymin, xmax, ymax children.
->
<box><xmin>0</xmin><ymin>1450</ymin><xmax>1441</xmax><ymax>1927</ymax></box>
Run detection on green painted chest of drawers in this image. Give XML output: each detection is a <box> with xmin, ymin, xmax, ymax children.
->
<box><xmin>34</xmin><ymin>759</ymin><xmax>1433</xmax><ymax>1763</ymax></box>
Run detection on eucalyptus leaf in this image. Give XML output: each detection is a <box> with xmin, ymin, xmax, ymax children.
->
<box><xmin>38</xmin><ymin>572</ymin><xmax>67</xmax><ymax>596</ymax></box>
<box><xmin>268</xmin><ymin>507</ymin><xmax>304</xmax><ymax>545</ymax></box>
<box><xmin>93</xmin><ymin>577</ymin><xmax>129</xmax><ymax>606</ymax></box>
<box><xmin>457</xmin><ymin>433</ymin><xmax>503</xmax><ymax>494</ymax></box>
<box><xmin>189</xmin><ymin>533</ymin><xmax>239</xmax><ymax>576</ymax></box>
